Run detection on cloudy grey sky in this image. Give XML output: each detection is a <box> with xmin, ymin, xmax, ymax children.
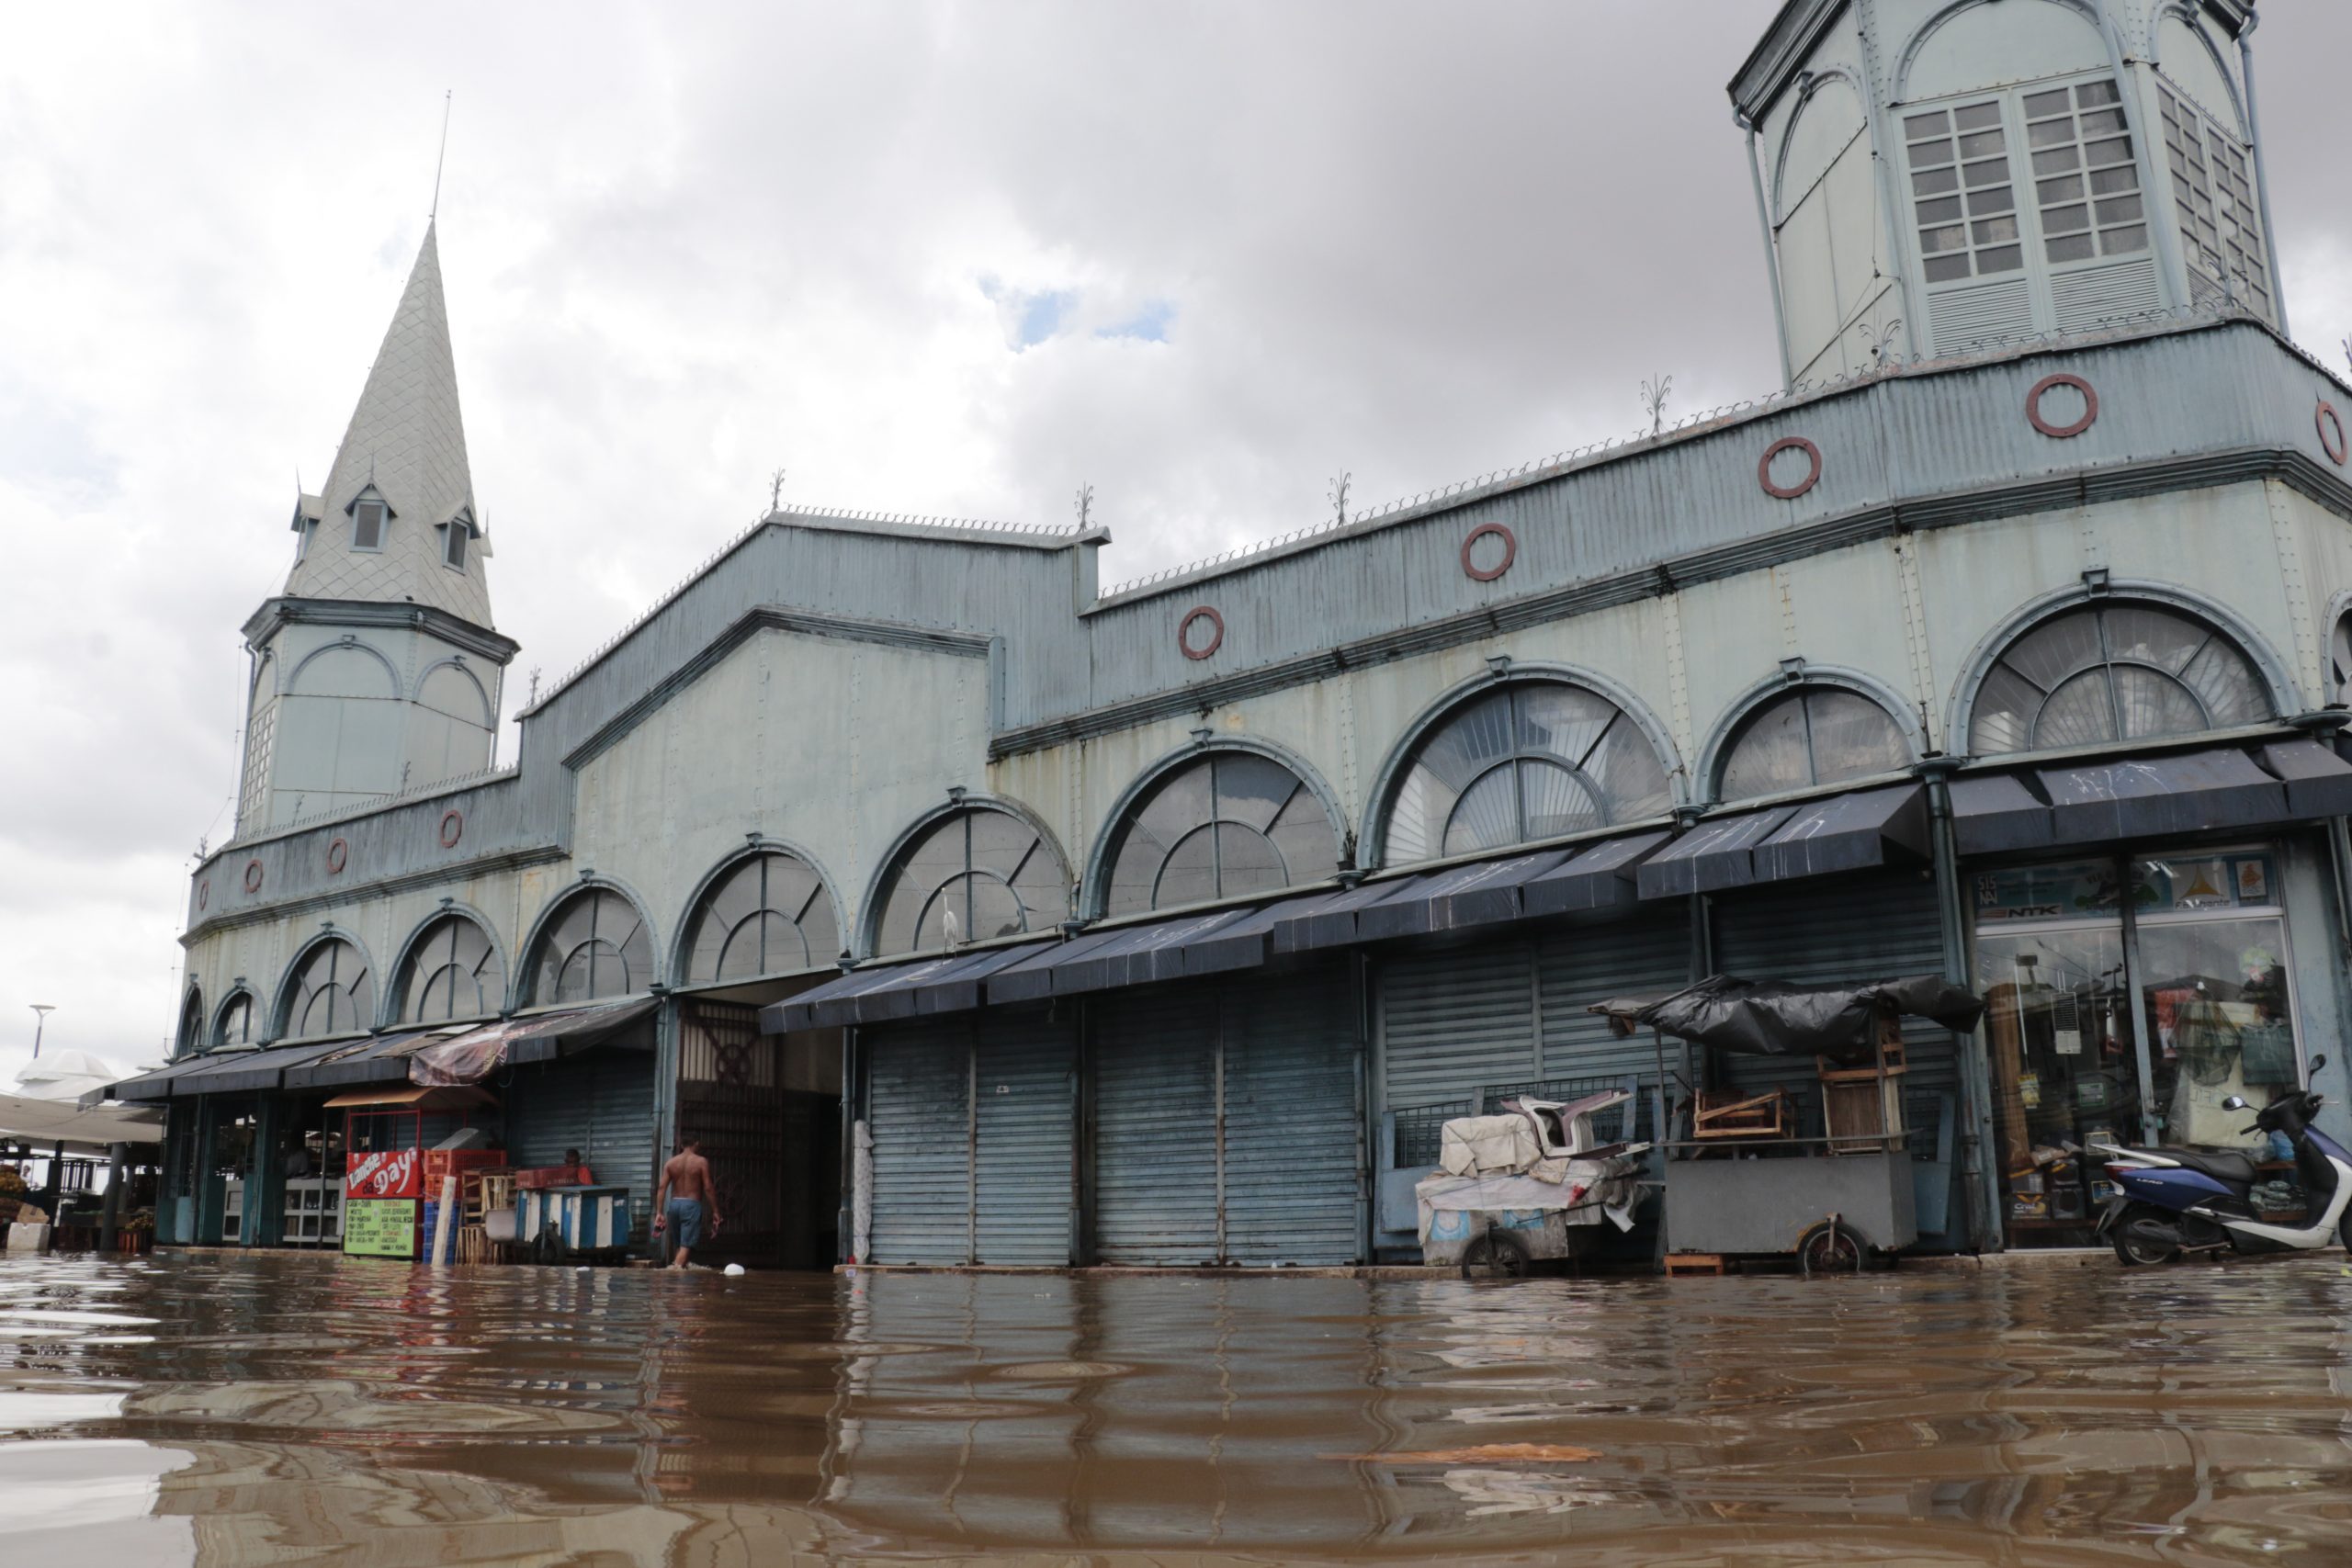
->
<box><xmin>6</xmin><ymin>2</ymin><xmax>2351</xmax><ymax>1083</ymax></box>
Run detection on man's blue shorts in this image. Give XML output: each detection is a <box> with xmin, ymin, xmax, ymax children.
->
<box><xmin>664</xmin><ymin>1197</ymin><xmax>706</xmax><ymax>1249</ymax></box>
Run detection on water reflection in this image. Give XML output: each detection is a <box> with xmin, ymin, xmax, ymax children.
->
<box><xmin>0</xmin><ymin>1252</ymin><xmax>2350</xmax><ymax>1562</ymax></box>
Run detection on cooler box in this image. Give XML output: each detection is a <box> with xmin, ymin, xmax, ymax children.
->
<box><xmin>517</xmin><ymin>1186</ymin><xmax>631</xmax><ymax>1252</ymax></box>
<box><xmin>514</xmin><ymin>1164</ymin><xmax>593</xmax><ymax>1190</ymax></box>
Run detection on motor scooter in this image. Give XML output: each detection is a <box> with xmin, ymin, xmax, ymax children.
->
<box><xmin>2090</xmin><ymin>1055</ymin><xmax>2352</xmax><ymax>1266</ymax></box>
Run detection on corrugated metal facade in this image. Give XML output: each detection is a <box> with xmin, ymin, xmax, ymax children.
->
<box><xmin>1221</xmin><ymin>970</ymin><xmax>1361</xmax><ymax>1266</ymax></box>
<box><xmin>1093</xmin><ymin>991</ymin><xmax>1221</xmax><ymax>1265</ymax></box>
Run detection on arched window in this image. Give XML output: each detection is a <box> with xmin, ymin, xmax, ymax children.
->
<box><xmin>176</xmin><ymin>988</ymin><xmax>205</xmax><ymax>1057</ymax></box>
<box><xmin>684</xmin><ymin>852</ymin><xmax>840</xmax><ymax>983</ymax></box>
<box><xmin>1968</xmin><ymin>604</ymin><xmax>2270</xmax><ymax>756</ymax></box>
<box><xmin>215</xmin><ymin>993</ymin><xmax>254</xmax><ymax>1050</ymax></box>
<box><xmin>874</xmin><ymin>807</ymin><xmax>1069</xmax><ymax>956</ymax></box>
<box><xmin>2329</xmin><ymin>611</ymin><xmax>2351</xmax><ymax>706</ymax></box>
<box><xmin>526</xmin><ymin>888</ymin><xmax>655</xmax><ymax>1006</ymax></box>
<box><xmin>1718</xmin><ymin>687</ymin><xmax>1912</xmax><ymax>803</ymax></box>
<box><xmin>1383</xmin><ymin>682</ymin><xmax>1672</xmax><ymax>864</ymax></box>
<box><xmin>1103</xmin><ymin>752</ymin><xmax>1339</xmax><ymax>916</ymax></box>
<box><xmin>281</xmin><ymin>939</ymin><xmax>374</xmax><ymax>1040</ymax></box>
<box><xmin>396</xmin><ymin>913</ymin><xmax>507</xmax><ymax>1024</ymax></box>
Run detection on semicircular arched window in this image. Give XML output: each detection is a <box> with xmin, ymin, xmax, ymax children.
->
<box><xmin>177</xmin><ymin>988</ymin><xmax>205</xmax><ymax>1057</ymax></box>
<box><xmin>281</xmin><ymin>939</ymin><xmax>375</xmax><ymax>1040</ymax></box>
<box><xmin>1718</xmin><ymin>687</ymin><xmax>1913</xmax><ymax>803</ymax></box>
<box><xmin>526</xmin><ymin>888</ymin><xmax>654</xmax><ymax>1006</ymax></box>
<box><xmin>215</xmin><ymin>993</ymin><xmax>254</xmax><ymax>1051</ymax></box>
<box><xmin>1968</xmin><ymin>604</ymin><xmax>2271</xmax><ymax>756</ymax></box>
<box><xmin>684</xmin><ymin>852</ymin><xmax>840</xmax><ymax>983</ymax></box>
<box><xmin>396</xmin><ymin>913</ymin><xmax>507</xmax><ymax>1024</ymax></box>
<box><xmin>1383</xmin><ymin>682</ymin><xmax>1672</xmax><ymax>864</ymax></box>
<box><xmin>1103</xmin><ymin>751</ymin><xmax>1340</xmax><ymax>917</ymax></box>
<box><xmin>875</xmin><ymin>807</ymin><xmax>1069</xmax><ymax>957</ymax></box>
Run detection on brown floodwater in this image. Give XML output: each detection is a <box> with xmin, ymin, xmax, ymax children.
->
<box><xmin>5</xmin><ymin>1250</ymin><xmax>2352</xmax><ymax>1565</ymax></box>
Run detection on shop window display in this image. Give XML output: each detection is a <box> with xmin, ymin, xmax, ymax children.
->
<box><xmin>1973</xmin><ymin>849</ymin><xmax>2303</xmax><ymax>1245</ymax></box>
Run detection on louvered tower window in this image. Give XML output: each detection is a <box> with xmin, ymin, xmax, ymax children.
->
<box><xmin>2023</xmin><ymin>80</ymin><xmax>2147</xmax><ymax>265</ymax></box>
<box><xmin>1905</xmin><ymin>100</ymin><xmax>2023</xmax><ymax>284</ymax></box>
<box><xmin>2158</xmin><ymin>85</ymin><xmax>2270</xmax><ymax>320</ymax></box>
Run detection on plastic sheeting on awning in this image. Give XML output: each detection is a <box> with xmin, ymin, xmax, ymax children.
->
<box><xmin>408</xmin><ymin>997</ymin><xmax>659</xmax><ymax>1086</ymax></box>
<box><xmin>279</xmin><ymin>1028</ymin><xmax>454</xmax><ymax>1091</ymax></box>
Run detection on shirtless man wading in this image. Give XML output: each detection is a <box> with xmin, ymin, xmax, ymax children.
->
<box><xmin>653</xmin><ymin>1138</ymin><xmax>721</xmax><ymax>1269</ymax></box>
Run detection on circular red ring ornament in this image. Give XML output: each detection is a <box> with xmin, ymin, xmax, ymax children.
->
<box><xmin>242</xmin><ymin>860</ymin><xmax>264</xmax><ymax>895</ymax></box>
<box><xmin>439</xmin><ymin>809</ymin><xmax>465</xmax><ymax>849</ymax></box>
<box><xmin>1460</xmin><ymin>522</ymin><xmax>1518</xmax><ymax>582</ymax></box>
<box><xmin>1178</xmin><ymin>605</ymin><xmax>1225</xmax><ymax>661</ymax></box>
<box><xmin>2026</xmin><ymin>373</ymin><xmax>2098</xmax><ymax>438</ymax></box>
<box><xmin>324</xmin><ymin>837</ymin><xmax>348</xmax><ymax>875</ymax></box>
<box><xmin>2318</xmin><ymin>400</ymin><xmax>2347</xmax><ymax>467</ymax></box>
<box><xmin>1757</xmin><ymin>436</ymin><xmax>1822</xmax><ymax>500</ymax></box>
<box><xmin>197</xmin><ymin>880</ymin><xmax>209</xmax><ymax>911</ymax></box>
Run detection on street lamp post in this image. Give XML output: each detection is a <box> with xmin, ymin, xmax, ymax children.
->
<box><xmin>28</xmin><ymin>1004</ymin><xmax>54</xmax><ymax>1059</ymax></box>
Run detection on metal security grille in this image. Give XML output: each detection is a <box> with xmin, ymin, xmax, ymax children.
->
<box><xmin>1378</xmin><ymin>942</ymin><xmax>1538</xmax><ymax>1111</ymax></box>
<box><xmin>1093</xmin><ymin>991</ymin><xmax>1221</xmax><ymax>1264</ymax></box>
<box><xmin>505</xmin><ymin>1052</ymin><xmax>660</xmax><ymax>1236</ymax></box>
<box><xmin>973</xmin><ymin>1013</ymin><xmax>1079</xmax><ymax>1265</ymax></box>
<box><xmin>678</xmin><ymin>999</ymin><xmax>786</xmax><ymax>1254</ymax></box>
<box><xmin>863</xmin><ymin>1021</ymin><xmax>973</xmax><ymax>1265</ymax></box>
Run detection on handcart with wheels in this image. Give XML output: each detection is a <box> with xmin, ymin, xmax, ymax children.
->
<box><xmin>1592</xmin><ymin>976</ymin><xmax>1985</xmax><ymax>1274</ymax></box>
<box><xmin>1416</xmin><ymin>1088</ymin><xmax>1652</xmax><ymax>1276</ymax></box>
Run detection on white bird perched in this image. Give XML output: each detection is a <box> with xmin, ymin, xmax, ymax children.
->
<box><xmin>941</xmin><ymin>907</ymin><xmax>961</xmax><ymax>948</ymax></box>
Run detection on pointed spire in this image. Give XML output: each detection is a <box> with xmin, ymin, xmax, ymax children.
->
<box><xmin>285</xmin><ymin>221</ymin><xmax>494</xmax><ymax>629</ymax></box>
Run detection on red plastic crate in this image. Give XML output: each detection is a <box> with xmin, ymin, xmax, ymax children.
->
<box><xmin>422</xmin><ymin>1148</ymin><xmax>508</xmax><ymax>1188</ymax></box>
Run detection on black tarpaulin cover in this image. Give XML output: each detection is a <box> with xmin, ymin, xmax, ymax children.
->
<box><xmin>1595</xmin><ymin>975</ymin><xmax>1986</xmax><ymax>1057</ymax></box>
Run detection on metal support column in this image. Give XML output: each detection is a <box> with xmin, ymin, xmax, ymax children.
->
<box><xmin>98</xmin><ymin>1143</ymin><xmax>128</xmax><ymax>1254</ymax></box>
<box><xmin>1922</xmin><ymin>759</ymin><xmax>1999</xmax><ymax>1251</ymax></box>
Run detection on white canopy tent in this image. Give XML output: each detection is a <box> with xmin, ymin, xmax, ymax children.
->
<box><xmin>0</xmin><ymin>1092</ymin><xmax>164</xmax><ymax>1156</ymax></box>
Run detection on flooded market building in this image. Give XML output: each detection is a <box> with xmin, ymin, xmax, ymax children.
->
<box><xmin>124</xmin><ymin>0</ymin><xmax>2352</xmax><ymax>1264</ymax></box>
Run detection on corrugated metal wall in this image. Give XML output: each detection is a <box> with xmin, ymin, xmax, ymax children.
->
<box><xmin>504</xmin><ymin>1050</ymin><xmax>660</xmax><ymax>1237</ymax></box>
<box><xmin>1222</xmin><ymin>970</ymin><xmax>1361</xmax><ymax>1265</ymax></box>
<box><xmin>1538</xmin><ymin>913</ymin><xmax>1694</xmax><ymax>1085</ymax></box>
<box><xmin>1093</xmin><ymin>991</ymin><xmax>1221</xmax><ymax>1264</ymax></box>
<box><xmin>974</xmin><ymin>1011</ymin><xmax>1079</xmax><ymax>1265</ymax></box>
<box><xmin>864</xmin><ymin>1021</ymin><xmax>973</xmax><ymax>1265</ymax></box>
<box><xmin>1378</xmin><ymin>943</ymin><xmax>1538</xmax><ymax>1111</ymax></box>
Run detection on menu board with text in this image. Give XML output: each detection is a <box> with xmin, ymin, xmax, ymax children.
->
<box><xmin>344</xmin><ymin>1197</ymin><xmax>417</xmax><ymax>1258</ymax></box>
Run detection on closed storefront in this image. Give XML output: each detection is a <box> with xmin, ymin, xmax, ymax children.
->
<box><xmin>505</xmin><ymin>1049</ymin><xmax>660</xmax><ymax>1235</ymax></box>
<box><xmin>1091</xmin><ymin>966</ymin><xmax>1363</xmax><ymax>1266</ymax></box>
<box><xmin>863</xmin><ymin>1010</ymin><xmax>1080</xmax><ymax>1266</ymax></box>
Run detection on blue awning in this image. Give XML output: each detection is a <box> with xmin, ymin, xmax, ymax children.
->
<box><xmin>1749</xmin><ymin>784</ymin><xmax>1928</xmax><ymax>882</ymax></box>
<box><xmin>1266</xmin><ymin>878</ymin><xmax>1407</xmax><ymax>953</ymax></box>
<box><xmin>1521</xmin><ymin>829</ymin><xmax>1672</xmax><ymax>917</ymax></box>
<box><xmin>281</xmin><ymin>1028</ymin><xmax>451</xmax><ymax>1090</ymax></box>
<box><xmin>2258</xmin><ymin>738</ymin><xmax>2352</xmax><ymax>819</ymax></box>
<box><xmin>762</xmin><ymin>942</ymin><xmax>1051</xmax><ymax>1033</ymax></box>
<box><xmin>988</xmin><ymin>908</ymin><xmax>1255</xmax><ymax>1003</ymax></box>
<box><xmin>2039</xmin><ymin>748</ymin><xmax>2287</xmax><ymax>844</ymax></box>
<box><xmin>111</xmin><ymin>1036</ymin><xmax>374</xmax><ymax>1101</ymax></box>
<box><xmin>1348</xmin><ymin>849</ymin><xmax>1576</xmax><ymax>943</ymax></box>
<box><xmin>1637</xmin><ymin>806</ymin><xmax>1797</xmax><ymax>899</ymax></box>
<box><xmin>1949</xmin><ymin>772</ymin><xmax>2052</xmax><ymax>855</ymax></box>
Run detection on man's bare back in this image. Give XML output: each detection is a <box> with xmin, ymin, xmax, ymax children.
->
<box><xmin>654</xmin><ymin>1140</ymin><xmax>720</xmax><ymax>1268</ymax></box>
<box><xmin>661</xmin><ymin>1149</ymin><xmax>712</xmax><ymax>1202</ymax></box>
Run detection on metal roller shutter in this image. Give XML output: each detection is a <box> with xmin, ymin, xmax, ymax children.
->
<box><xmin>973</xmin><ymin>1010</ymin><xmax>1078</xmax><ymax>1265</ymax></box>
<box><xmin>1376</xmin><ymin>942</ymin><xmax>1538</xmax><ymax>1114</ymax></box>
<box><xmin>1533</xmin><ymin>911</ymin><xmax>1693</xmax><ymax>1139</ymax></box>
<box><xmin>505</xmin><ymin>1053</ymin><xmax>659</xmax><ymax>1240</ymax></box>
<box><xmin>1094</xmin><ymin>991</ymin><xmax>1219</xmax><ymax>1264</ymax></box>
<box><xmin>1708</xmin><ymin>871</ymin><xmax>1955</xmax><ymax>1094</ymax></box>
<box><xmin>865</xmin><ymin>1021</ymin><xmax>973</xmax><ymax>1265</ymax></box>
<box><xmin>1222</xmin><ymin>968</ymin><xmax>1362</xmax><ymax>1265</ymax></box>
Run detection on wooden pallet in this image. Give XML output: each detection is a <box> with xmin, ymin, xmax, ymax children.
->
<box><xmin>1664</xmin><ymin>1254</ymin><xmax>1727</xmax><ymax>1277</ymax></box>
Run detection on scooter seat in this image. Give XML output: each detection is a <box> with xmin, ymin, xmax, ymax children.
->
<box><xmin>2128</xmin><ymin>1146</ymin><xmax>2260</xmax><ymax>1188</ymax></box>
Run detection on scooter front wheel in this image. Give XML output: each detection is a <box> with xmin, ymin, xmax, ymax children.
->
<box><xmin>2111</xmin><ymin>1204</ymin><xmax>2182</xmax><ymax>1267</ymax></box>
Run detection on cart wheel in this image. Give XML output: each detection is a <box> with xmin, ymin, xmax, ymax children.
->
<box><xmin>1797</xmin><ymin>1220</ymin><xmax>1865</xmax><ymax>1277</ymax></box>
<box><xmin>1460</xmin><ymin>1226</ymin><xmax>1532</xmax><ymax>1280</ymax></box>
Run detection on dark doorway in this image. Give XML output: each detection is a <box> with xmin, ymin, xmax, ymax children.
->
<box><xmin>677</xmin><ymin>998</ymin><xmax>841</xmax><ymax>1268</ymax></box>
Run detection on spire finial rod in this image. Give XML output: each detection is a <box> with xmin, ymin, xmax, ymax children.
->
<box><xmin>430</xmin><ymin>90</ymin><xmax>452</xmax><ymax>221</ymax></box>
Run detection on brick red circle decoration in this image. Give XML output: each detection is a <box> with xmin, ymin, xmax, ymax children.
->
<box><xmin>197</xmin><ymin>880</ymin><xmax>209</xmax><ymax>911</ymax></box>
<box><xmin>325</xmin><ymin>837</ymin><xmax>348</xmax><ymax>875</ymax></box>
<box><xmin>2318</xmin><ymin>400</ymin><xmax>2347</xmax><ymax>467</ymax></box>
<box><xmin>1461</xmin><ymin>522</ymin><xmax>1518</xmax><ymax>582</ymax></box>
<box><xmin>439</xmin><ymin>809</ymin><xmax>465</xmax><ymax>849</ymax></box>
<box><xmin>2026</xmin><ymin>373</ymin><xmax>2098</xmax><ymax>438</ymax></box>
<box><xmin>1178</xmin><ymin>605</ymin><xmax>1224</xmax><ymax>661</ymax></box>
<box><xmin>242</xmin><ymin>859</ymin><xmax>264</xmax><ymax>895</ymax></box>
<box><xmin>1757</xmin><ymin>436</ymin><xmax>1822</xmax><ymax>500</ymax></box>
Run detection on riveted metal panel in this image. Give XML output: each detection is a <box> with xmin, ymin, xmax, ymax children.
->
<box><xmin>865</xmin><ymin>1021</ymin><xmax>973</xmax><ymax>1265</ymax></box>
<box><xmin>1376</xmin><ymin>942</ymin><xmax>1538</xmax><ymax>1113</ymax></box>
<box><xmin>973</xmin><ymin>1010</ymin><xmax>1078</xmax><ymax>1265</ymax></box>
<box><xmin>1093</xmin><ymin>990</ymin><xmax>1219</xmax><ymax>1264</ymax></box>
<box><xmin>1222</xmin><ymin>968</ymin><xmax>1362</xmax><ymax>1266</ymax></box>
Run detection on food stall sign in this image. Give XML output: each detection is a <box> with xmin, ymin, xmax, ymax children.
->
<box><xmin>344</xmin><ymin>1197</ymin><xmax>417</xmax><ymax>1258</ymax></box>
<box><xmin>346</xmin><ymin>1147</ymin><xmax>421</xmax><ymax>1200</ymax></box>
